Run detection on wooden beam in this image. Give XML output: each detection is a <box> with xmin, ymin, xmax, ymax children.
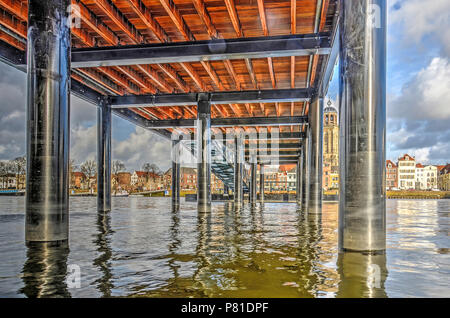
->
<box><xmin>120</xmin><ymin>0</ymin><xmax>193</xmax><ymax>95</ymax></box>
<box><xmin>267</xmin><ymin>57</ymin><xmax>276</xmax><ymax>89</ymax></box>
<box><xmin>158</xmin><ymin>0</ymin><xmax>195</xmax><ymax>41</ymax></box>
<box><xmin>291</xmin><ymin>56</ymin><xmax>296</xmax><ymax>88</ymax></box>
<box><xmin>115</xmin><ymin>65</ymin><xmax>155</xmax><ymax>94</ymax></box>
<box><xmin>244</xmin><ymin>103</ymin><xmax>252</xmax><ymax>116</ymax></box>
<box><xmin>125</xmin><ymin>0</ymin><xmax>170</xmax><ymax>43</ymax></box>
<box><xmin>136</xmin><ymin>64</ymin><xmax>173</xmax><ymax>93</ymax></box>
<box><xmin>259</xmin><ymin>103</ymin><xmax>265</xmax><ymax>115</ymax></box>
<box><xmin>245</xmin><ymin>58</ymin><xmax>258</xmax><ymax>89</ymax></box>
<box><xmin>0</xmin><ymin>30</ymin><xmax>24</xmax><ymax>50</ymax></box>
<box><xmin>200</xmin><ymin>61</ymin><xmax>224</xmax><ymax>91</ymax></box>
<box><xmin>191</xmin><ymin>0</ymin><xmax>218</xmax><ymax>39</ymax></box>
<box><xmin>180</xmin><ymin>62</ymin><xmax>206</xmax><ymax>91</ymax></box>
<box><xmin>157</xmin><ymin>64</ymin><xmax>189</xmax><ymax>92</ymax></box>
<box><xmin>97</xmin><ymin>67</ymin><xmax>141</xmax><ymax>95</ymax></box>
<box><xmin>290</xmin><ymin>0</ymin><xmax>296</xmax><ymax>89</ymax></box>
<box><xmin>319</xmin><ymin>0</ymin><xmax>330</xmax><ymax>32</ymax></box>
<box><xmin>291</xmin><ymin>0</ymin><xmax>297</xmax><ymax>34</ymax></box>
<box><xmin>192</xmin><ymin>0</ymin><xmax>241</xmax><ymax>95</ymax></box>
<box><xmin>0</xmin><ymin>12</ymin><xmax>26</xmax><ymax>38</ymax></box>
<box><xmin>0</xmin><ymin>0</ymin><xmax>96</xmax><ymax>47</ymax></box>
<box><xmin>223</xmin><ymin>60</ymin><xmax>240</xmax><ymax>90</ymax></box>
<box><xmin>94</xmin><ymin>0</ymin><xmax>144</xmax><ymax>44</ymax></box>
<box><xmin>257</xmin><ymin>0</ymin><xmax>276</xmax><ymax>89</ymax></box>
<box><xmin>228</xmin><ymin>104</ymin><xmax>241</xmax><ymax>117</ymax></box>
<box><xmin>224</xmin><ymin>0</ymin><xmax>243</xmax><ymax>37</ymax></box>
<box><xmin>310</xmin><ymin>54</ymin><xmax>319</xmax><ymax>87</ymax></box>
<box><xmin>257</xmin><ymin>0</ymin><xmax>268</xmax><ymax>35</ymax></box>
<box><xmin>77</xmin><ymin>1</ymin><xmax>119</xmax><ymax>45</ymax></box>
<box><xmin>0</xmin><ymin>0</ymin><xmax>26</xmax><ymax>20</ymax></box>
<box><xmin>158</xmin><ymin>0</ymin><xmax>216</xmax><ymax>94</ymax></box>
<box><xmin>76</xmin><ymin>68</ymin><xmax>124</xmax><ymax>95</ymax></box>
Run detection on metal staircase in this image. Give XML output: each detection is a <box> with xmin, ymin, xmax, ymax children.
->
<box><xmin>183</xmin><ymin>139</ymin><xmax>249</xmax><ymax>193</ymax></box>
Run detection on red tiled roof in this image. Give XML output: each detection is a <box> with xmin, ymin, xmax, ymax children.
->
<box><xmin>134</xmin><ymin>171</ymin><xmax>161</xmax><ymax>178</ymax></box>
<box><xmin>398</xmin><ymin>154</ymin><xmax>415</xmax><ymax>161</ymax></box>
<box><xmin>439</xmin><ymin>164</ymin><xmax>450</xmax><ymax>175</ymax></box>
<box><xmin>279</xmin><ymin>164</ymin><xmax>296</xmax><ymax>172</ymax></box>
<box><xmin>436</xmin><ymin>165</ymin><xmax>446</xmax><ymax>172</ymax></box>
<box><xmin>416</xmin><ymin>163</ymin><xmax>424</xmax><ymax>168</ymax></box>
<box><xmin>386</xmin><ymin>160</ymin><xmax>397</xmax><ymax>167</ymax></box>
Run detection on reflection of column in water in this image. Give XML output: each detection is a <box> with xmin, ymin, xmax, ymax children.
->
<box><xmin>249</xmin><ymin>204</ymin><xmax>264</xmax><ymax>253</ymax></box>
<box><xmin>295</xmin><ymin>209</ymin><xmax>323</xmax><ymax>296</ymax></box>
<box><xmin>196</xmin><ymin>212</ymin><xmax>212</xmax><ymax>261</ymax></box>
<box><xmin>93</xmin><ymin>212</ymin><xmax>114</xmax><ymax>297</ymax></box>
<box><xmin>20</xmin><ymin>243</ymin><xmax>70</xmax><ymax>298</ymax></box>
<box><xmin>192</xmin><ymin>211</ymin><xmax>213</xmax><ymax>292</ymax></box>
<box><xmin>167</xmin><ymin>209</ymin><xmax>181</xmax><ymax>281</ymax></box>
<box><xmin>130</xmin><ymin>196</ymin><xmax>138</xmax><ymax>211</ymax></box>
<box><xmin>336</xmin><ymin>252</ymin><xmax>388</xmax><ymax>298</ymax></box>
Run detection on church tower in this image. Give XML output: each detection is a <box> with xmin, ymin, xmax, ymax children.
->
<box><xmin>323</xmin><ymin>100</ymin><xmax>339</xmax><ymax>190</ymax></box>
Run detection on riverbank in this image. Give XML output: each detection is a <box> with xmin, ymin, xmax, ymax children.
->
<box><xmin>387</xmin><ymin>190</ymin><xmax>450</xmax><ymax>199</ymax></box>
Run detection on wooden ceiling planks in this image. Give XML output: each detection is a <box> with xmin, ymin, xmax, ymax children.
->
<box><xmin>0</xmin><ymin>0</ymin><xmax>335</xmax><ymax>130</ymax></box>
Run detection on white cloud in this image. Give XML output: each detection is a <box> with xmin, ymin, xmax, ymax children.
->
<box><xmin>387</xmin><ymin>57</ymin><xmax>450</xmax><ymax>164</ymax></box>
<box><xmin>389</xmin><ymin>57</ymin><xmax>450</xmax><ymax>120</ymax></box>
<box><xmin>389</xmin><ymin>0</ymin><xmax>450</xmax><ymax>57</ymax></box>
<box><xmin>113</xmin><ymin>127</ymin><xmax>171</xmax><ymax>172</ymax></box>
<box><xmin>70</xmin><ymin>125</ymin><xmax>97</xmax><ymax>165</ymax></box>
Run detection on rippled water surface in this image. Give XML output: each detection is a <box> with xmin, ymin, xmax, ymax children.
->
<box><xmin>0</xmin><ymin>197</ymin><xmax>448</xmax><ymax>298</ymax></box>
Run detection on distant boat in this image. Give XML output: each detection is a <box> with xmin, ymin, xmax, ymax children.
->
<box><xmin>113</xmin><ymin>190</ymin><xmax>129</xmax><ymax>197</ymax></box>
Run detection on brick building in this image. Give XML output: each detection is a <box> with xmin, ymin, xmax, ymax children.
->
<box><xmin>386</xmin><ymin>160</ymin><xmax>397</xmax><ymax>190</ymax></box>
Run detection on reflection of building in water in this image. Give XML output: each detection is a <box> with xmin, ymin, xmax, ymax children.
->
<box><xmin>323</xmin><ymin>101</ymin><xmax>339</xmax><ymax>191</ymax></box>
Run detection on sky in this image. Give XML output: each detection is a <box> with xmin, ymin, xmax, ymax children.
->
<box><xmin>0</xmin><ymin>0</ymin><xmax>449</xmax><ymax>172</ymax></box>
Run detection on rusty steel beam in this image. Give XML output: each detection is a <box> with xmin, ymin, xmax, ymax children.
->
<box><xmin>70</xmin><ymin>33</ymin><xmax>331</xmax><ymax>68</ymax></box>
<box><xmin>108</xmin><ymin>88</ymin><xmax>312</xmax><ymax>108</ymax></box>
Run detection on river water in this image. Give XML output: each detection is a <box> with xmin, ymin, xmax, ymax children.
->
<box><xmin>0</xmin><ymin>197</ymin><xmax>448</xmax><ymax>298</ymax></box>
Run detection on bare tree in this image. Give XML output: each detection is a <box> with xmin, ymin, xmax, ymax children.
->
<box><xmin>142</xmin><ymin>163</ymin><xmax>161</xmax><ymax>181</ymax></box>
<box><xmin>0</xmin><ymin>161</ymin><xmax>9</xmax><ymax>189</ymax></box>
<box><xmin>80</xmin><ymin>160</ymin><xmax>97</xmax><ymax>193</ymax></box>
<box><xmin>112</xmin><ymin>160</ymin><xmax>126</xmax><ymax>194</ymax></box>
<box><xmin>11</xmin><ymin>156</ymin><xmax>26</xmax><ymax>189</ymax></box>
<box><xmin>69</xmin><ymin>159</ymin><xmax>76</xmax><ymax>189</ymax></box>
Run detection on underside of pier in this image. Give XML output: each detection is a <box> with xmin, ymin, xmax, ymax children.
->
<box><xmin>0</xmin><ymin>0</ymin><xmax>386</xmax><ymax>253</ymax></box>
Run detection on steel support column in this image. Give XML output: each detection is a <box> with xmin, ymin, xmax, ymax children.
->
<box><xmin>296</xmin><ymin>154</ymin><xmax>303</xmax><ymax>204</ymax></box>
<box><xmin>338</xmin><ymin>0</ymin><xmax>387</xmax><ymax>253</ymax></box>
<box><xmin>171</xmin><ymin>135</ymin><xmax>181</xmax><ymax>211</ymax></box>
<box><xmin>97</xmin><ymin>99</ymin><xmax>112</xmax><ymax>213</ymax></box>
<box><xmin>234</xmin><ymin>134</ymin><xmax>244</xmax><ymax>207</ymax></box>
<box><xmin>259</xmin><ymin>165</ymin><xmax>265</xmax><ymax>202</ymax></box>
<box><xmin>25</xmin><ymin>0</ymin><xmax>71</xmax><ymax>245</ymax></box>
<box><xmin>250</xmin><ymin>159</ymin><xmax>257</xmax><ymax>204</ymax></box>
<box><xmin>197</xmin><ymin>95</ymin><xmax>212</xmax><ymax>212</ymax></box>
<box><xmin>301</xmin><ymin>130</ymin><xmax>310</xmax><ymax>209</ymax></box>
<box><xmin>308</xmin><ymin>98</ymin><xmax>324</xmax><ymax>213</ymax></box>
